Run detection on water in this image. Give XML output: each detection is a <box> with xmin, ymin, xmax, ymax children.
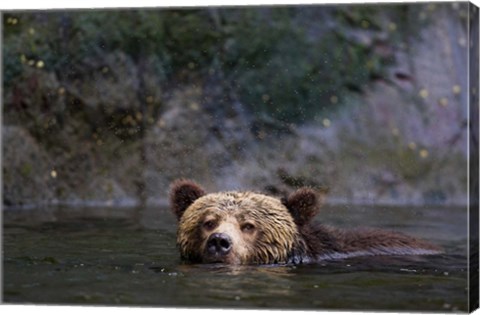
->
<box><xmin>3</xmin><ymin>205</ymin><xmax>469</xmax><ymax>312</ymax></box>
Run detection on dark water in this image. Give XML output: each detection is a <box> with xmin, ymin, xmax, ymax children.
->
<box><xmin>3</xmin><ymin>205</ymin><xmax>469</xmax><ymax>312</ymax></box>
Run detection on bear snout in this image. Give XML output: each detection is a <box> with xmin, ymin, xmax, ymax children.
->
<box><xmin>206</xmin><ymin>233</ymin><xmax>232</xmax><ymax>256</ymax></box>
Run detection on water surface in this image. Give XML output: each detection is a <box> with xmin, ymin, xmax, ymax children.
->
<box><xmin>3</xmin><ymin>205</ymin><xmax>468</xmax><ymax>312</ymax></box>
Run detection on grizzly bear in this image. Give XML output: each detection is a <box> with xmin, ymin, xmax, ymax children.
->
<box><xmin>170</xmin><ymin>179</ymin><xmax>441</xmax><ymax>265</ymax></box>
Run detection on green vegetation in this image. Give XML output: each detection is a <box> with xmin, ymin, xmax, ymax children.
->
<box><xmin>3</xmin><ymin>5</ymin><xmax>399</xmax><ymax>132</ymax></box>
<box><xmin>3</xmin><ymin>3</ymin><xmax>467</xmax><ymax>207</ymax></box>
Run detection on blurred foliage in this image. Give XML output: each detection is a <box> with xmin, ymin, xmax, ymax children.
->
<box><xmin>3</xmin><ymin>4</ymin><xmax>407</xmax><ymax>135</ymax></box>
<box><xmin>3</xmin><ymin>4</ymin><xmax>468</xmax><ymax>206</ymax></box>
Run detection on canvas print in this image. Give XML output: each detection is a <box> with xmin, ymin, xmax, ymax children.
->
<box><xmin>2</xmin><ymin>1</ymin><xmax>479</xmax><ymax>312</ymax></box>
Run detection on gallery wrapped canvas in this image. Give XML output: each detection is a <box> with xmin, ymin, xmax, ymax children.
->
<box><xmin>2</xmin><ymin>1</ymin><xmax>479</xmax><ymax>313</ymax></box>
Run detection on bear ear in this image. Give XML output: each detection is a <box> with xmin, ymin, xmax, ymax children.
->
<box><xmin>282</xmin><ymin>188</ymin><xmax>323</xmax><ymax>226</ymax></box>
<box><xmin>170</xmin><ymin>179</ymin><xmax>206</xmax><ymax>220</ymax></box>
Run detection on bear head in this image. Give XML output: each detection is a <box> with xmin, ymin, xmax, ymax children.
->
<box><xmin>170</xmin><ymin>179</ymin><xmax>321</xmax><ymax>265</ymax></box>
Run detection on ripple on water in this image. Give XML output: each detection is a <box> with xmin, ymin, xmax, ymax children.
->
<box><xmin>2</xmin><ymin>205</ymin><xmax>470</xmax><ymax>311</ymax></box>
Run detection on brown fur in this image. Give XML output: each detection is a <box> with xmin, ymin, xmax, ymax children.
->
<box><xmin>299</xmin><ymin>224</ymin><xmax>440</xmax><ymax>261</ymax></box>
<box><xmin>170</xmin><ymin>179</ymin><xmax>205</xmax><ymax>220</ymax></box>
<box><xmin>170</xmin><ymin>179</ymin><xmax>441</xmax><ymax>265</ymax></box>
<box><xmin>171</xmin><ymin>182</ymin><xmax>306</xmax><ymax>264</ymax></box>
<box><xmin>282</xmin><ymin>188</ymin><xmax>320</xmax><ymax>226</ymax></box>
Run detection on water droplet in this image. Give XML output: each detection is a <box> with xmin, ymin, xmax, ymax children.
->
<box><xmin>438</xmin><ymin>98</ymin><xmax>448</xmax><ymax>107</ymax></box>
<box><xmin>419</xmin><ymin>89</ymin><xmax>429</xmax><ymax>99</ymax></box>
<box><xmin>322</xmin><ymin>118</ymin><xmax>331</xmax><ymax>128</ymax></box>
<box><xmin>452</xmin><ymin>85</ymin><xmax>461</xmax><ymax>95</ymax></box>
<box><xmin>189</xmin><ymin>102</ymin><xmax>199</xmax><ymax>111</ymax></box>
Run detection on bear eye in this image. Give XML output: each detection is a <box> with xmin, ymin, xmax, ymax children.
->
<box><xmin>203</xmin><ymin>220</ymin><xmax>217</xmax><ymax>230</ymax></box>
<box><xmin>241</xmin><ymin>223</ymin><xmax>255</xmax><ymax>233</ymax></box>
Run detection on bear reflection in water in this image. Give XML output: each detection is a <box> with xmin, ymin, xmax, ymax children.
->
<box><xmin>170</xmin><ymin>179</ymin><xmax>441</xmax><ymax>265</ymax></box>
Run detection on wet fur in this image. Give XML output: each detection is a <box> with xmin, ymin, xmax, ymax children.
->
<box><xmin>171</xmin><ymin>179</ymin><xmax>304</xmax><ymax>264</ymax></box>
<box><xmin>296</xmin><ymin>224</ymin><xmax>440</xmax><ymax>263</ymax></box>
<box><xmin>170</xmin><ymin>179</ymin><xmax>441</xmax><ymax>265</ymax></box>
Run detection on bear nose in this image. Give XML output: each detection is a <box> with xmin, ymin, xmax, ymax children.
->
<box><xmin>207</xmin><ymin>233</ymin><xmax>232</xmax><ymax>255</ymax></box>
